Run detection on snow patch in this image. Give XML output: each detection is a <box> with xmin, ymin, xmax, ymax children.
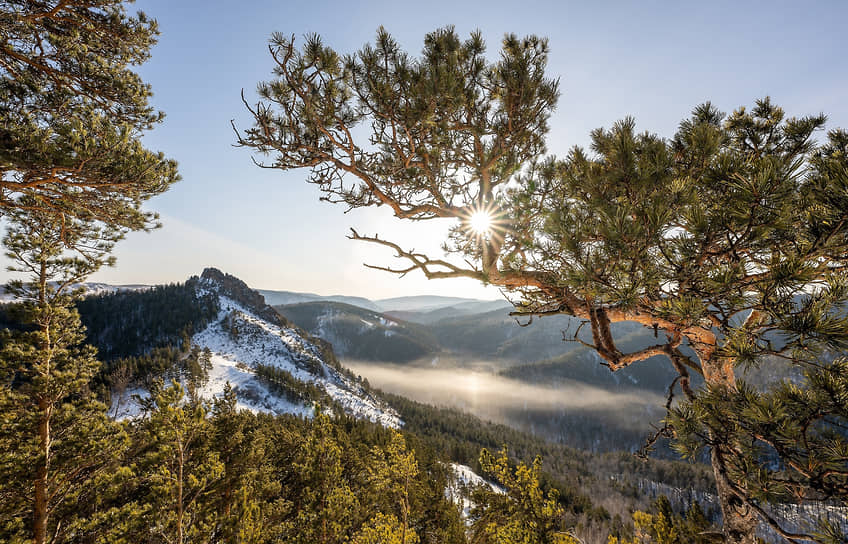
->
<box><xmin>108</xmin><ymin>283</ymin><xmax>402</xmax><ymax>428</ymax></box>
<box><xmin>445</xmin><ymin>463</ymin><xmax>504</xmax><ymax>522</ymax></box>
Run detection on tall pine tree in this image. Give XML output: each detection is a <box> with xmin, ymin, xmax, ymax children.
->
<box><xmin>0</xmin><ymin>203</ymin><xmax>128</xmax><ymax>544</ymax></box>
<box><xmin>135</xmin><ymin>381</ymin><xmax>225</xmax><ymax>544</ymax></box>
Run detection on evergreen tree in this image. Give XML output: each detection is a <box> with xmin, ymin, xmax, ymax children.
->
<box><xmin>0</xmin><ymin>204</ymin><xmax>127</xmax><ymax>544</ymax></box>
<box><xmin>209</xmin><ymin>384</ymin><xmax>270</xmax><ymax>544</ymax></box>
<box><xmin>136</xmin><ymin>381</ymin><xmax>224</xmax><ymax>544</ymax></box>
<box><xmin>0</xmin><ymin>0</ymin><xmax>179</xmax><ymax>227</ymax></box>
<box><xmin>354</xmin><ymin>512</ymin><xmax>420</xmax><ymax>544</ymax></box>
<box><xmin>606</xmin><ymin>497</ymin><xmax>715</xmax><ymax>544</ymax></box>
<box><xmin>238</xmin><ymin>26</ymin><xmax>848</xmax><ymax>543</ymax></box>
<box><xmin>283</xmin><ymin>413</ymin><xmax>360</xmax><ymax>543</ymax></box>
<box><xmin>670</xmin><ymin>356</ymin><xmax>848</xmax><ymax>543</ymax></box>
<box><xmin>361</xmin><ymin>431</ymin><xmax>421</xmax><ymax>544</ymax></box>
<box><xmin>468</xmin><ymin>447</ymin><xmax>574</xmax><ymax>544</ymax></box>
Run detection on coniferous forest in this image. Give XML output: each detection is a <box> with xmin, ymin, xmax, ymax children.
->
<box><xmin>1</xmin><ymin>2</ymin><xmax>847</xmax><ymax>544</ymax></box>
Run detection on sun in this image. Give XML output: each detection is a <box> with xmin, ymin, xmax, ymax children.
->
<box><xmin>468</xmin><ymin>211</ymin><xmax>493</xmax><ymax>235</ymax></box>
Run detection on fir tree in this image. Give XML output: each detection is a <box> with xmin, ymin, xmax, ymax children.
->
<box><xmin>238</xmin><ymin>27</ymin><xmax>848</xmax><ymax>543</ymax></box>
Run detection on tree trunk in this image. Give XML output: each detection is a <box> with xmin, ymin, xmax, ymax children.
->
<box><xmin>34</xmin><ymin>261</ymin><xmax>50</xmax><ymax>544</ymax></box>
<box><xmin>711</xmin><ymin>448</ymin><xmax>759</xmax><ymax>544</ymax></box>
<box><xmin>696</xmin><ymin>337</ymin><xmax>759</xmax><ymax>544</ymax></box>
<box><xmin>178</xmin><ymin>441</ymin><xmax>185</xmax><ymax>544</ymax></box>
<box><xmin>34</xmin><ymin>398</ymin><xmax>50</xmax><ymax>544</ymax></box>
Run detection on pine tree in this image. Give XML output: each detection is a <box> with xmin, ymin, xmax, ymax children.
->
<box><xmin>209</xmin><ymin>384</ymin><xmax>270</xmax><ymax>544</ymax></box>
<box><xmin>238</xmin><ymin>26</ymin><xmax>848</xmax><ymax>543</ymax></box>
<box><xmin>361</xmin><ymin>431</ymin><xmax>421</xmax><ymax>544</ymax></box>
<box><xmin>0</xmin><ymin>204</ymin><xmax>128</xmax><ymax>544</ymax></box>
<box><xmin>136</xmin><ymin>380</ymin><xmax>224</xmax><ymax>544</ymax></box>
<box><xmin>354</xmin><ymin>512</ymin><xmax>420</xmax><ymax>544</ymax></box>
<box><xmin>0</xmin><ymin>0</ymin><xmax>179</xmax><ymax>227</ymax></box>
<box><xmin>669</xmin><ymin>356</ymin><xmax>848</xmax><ymax>543</ymax></box>
<box><xmin>283</xmin><ymin>413</ymin><xmax>360</xmax><ymax>544</ymax></box>
<box><xmin>468</xmin><ymin>447</ymin><xmax>574</xmax><ymax>544</ymax></box>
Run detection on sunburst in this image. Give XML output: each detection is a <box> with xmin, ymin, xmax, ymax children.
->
<box><xmin>468</xmin><ymin>210</ymin><xmax>493</xmax><ymax>235</ymax></box>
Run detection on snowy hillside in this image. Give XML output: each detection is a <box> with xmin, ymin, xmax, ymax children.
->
<box><xmin>0</xmin><ymin>281</ymin><xmax>149</xmax><ymax>303</ymax></box>
<box><xmin>114</xmin><ymin>268</ymin><xmax>401</xmax><ymax>428</ymax></box>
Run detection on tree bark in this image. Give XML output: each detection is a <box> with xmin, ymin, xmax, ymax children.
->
<box><xmin>33</xmin><ymin>260</ymin><xmax>50</xmax><ymax>544</ymax></box>
<box><xmin>694</xmin><ymin>333</ymin><xmax>759</xmax><ymax>544</ymax></box>
<box><xmin>711</xmin><ymin>447</ymin><xmax>759</xmax><ymax>544</ymax></box>
<box><xmin>34</xmin><ymin>398</ymin><xmax>50</xmax><ymax>544</ymax></box>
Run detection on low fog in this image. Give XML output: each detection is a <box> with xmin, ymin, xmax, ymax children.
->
<box><xmin>345</xmin><ymin>360</ymin><xmax>666</xmax><ymax>437</ymax></box>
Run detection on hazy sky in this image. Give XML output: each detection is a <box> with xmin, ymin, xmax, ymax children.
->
<box><xmin>3</xmin><ymin>0</ymin><xmax>847</xmax><ymax>299</ymax></box>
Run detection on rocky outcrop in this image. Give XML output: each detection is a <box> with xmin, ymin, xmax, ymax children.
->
<box><xmin>200</xmin><ymin>267</ymin><xmax>285</xmax><ymax>326</ymax></box>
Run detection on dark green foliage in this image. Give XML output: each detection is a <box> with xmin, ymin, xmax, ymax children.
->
<box><xmin>0</xmin><ymin>0</ymin><xmax>179</xmax><ymax>226</ymax></box>
<box><xmin>0</xmin><ymin>203</ymin><xmax>129</xmax><ymax>544</ymax></box>
<box><xmin>669</xmin><ymin>358</ymin><xmax>848</xmax><ymax>542</ymax></box>
<box><xmin>103</xmin><ymin>345</ymin><xmax>184</xmax><ymax>386</ymax></box>
<box><xmin>134</xmin><ymin>381</ymin><xmax>225</xmax><ymax>543</ymax></box>
<box><xmin>81</xmin><ymin>405</ymin><xmax>466</xmax><ymax>544</ymax></box>
<box><xmin>253</xmin><ymin>363</ymin><xmax>326</xmax><ymax>405</ymax></box>
<box><xmin>76</xmin><ymin>280</ymin><xmax>219</xmax><ymax>360</ymax></box>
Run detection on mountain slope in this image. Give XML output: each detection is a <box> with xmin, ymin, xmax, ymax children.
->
<box><xmin>274</xmin><ymin>301</ymin><xmax>439</xmax><ymax>362</ymax></box>
<box><xmin>100</xmin><ymin>268</ymin><xmax>400</xmax><ymax>427</ymax></box>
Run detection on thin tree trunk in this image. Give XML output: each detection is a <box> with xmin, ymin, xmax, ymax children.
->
<box><xmin>34</xmin><ymin>398</ymin><xmax>50</xmax><ymax>544</ymax></box>
<box><xmin>178</xmin><ymin>441</ymin><xmax>185</xmax><ymax>544</ymax></box>
<box><xmin>33</xmin><ymin>260</ymin><xmax>51</xmax><ymax>544</ymax></box>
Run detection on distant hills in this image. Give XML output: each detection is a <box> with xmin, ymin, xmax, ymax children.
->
<box><xmin>258</xmin><ymin>288</ymin><xmax>510</xmax><ymax>318</ymax></box>
<box><xmin>274</xmin><ymin>301</ymin><xmax>439</xmax><ymax>363</ymax></box>
<box><xmin>257</xmin><ymin>289</ymin><xmax>383</xmax><ymax>312</ymax></box>
<box><xmin>273</xmin><ymin>297</ymin><xmax>683</xmax><ymax>396</ymax></box>
<box><xmin>1</xmin><ymin>280</ymin><xmax>687</xmax><ymax>398</ymax></box>
<box><xmin>0</xmin><ymin>282</ymin><xmax>149</xmax><ymax>303</ymax></box>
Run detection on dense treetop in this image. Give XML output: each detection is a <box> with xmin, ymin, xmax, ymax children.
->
<box><xmin>0</xmin><ymin>0</ymin><xmax>178</xmax><ymax>230</ymax></box>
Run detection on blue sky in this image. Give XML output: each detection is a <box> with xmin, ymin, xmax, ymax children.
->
<box><xmin>6</xmin><ymin>0</ymin><xmax>847</xmax><ymax>299</ymax></box>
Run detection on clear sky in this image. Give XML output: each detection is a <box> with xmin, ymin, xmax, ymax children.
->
<box><xmin>4</xmin><ymin>0</ymin><xmax>847</xmax><ymax>299</ymax></box>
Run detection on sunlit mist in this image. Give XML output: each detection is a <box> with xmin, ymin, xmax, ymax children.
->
<box><xmin>344</xmin><ymin>360</ymin><xmax>665</xmax><ymax>428</ymax></box>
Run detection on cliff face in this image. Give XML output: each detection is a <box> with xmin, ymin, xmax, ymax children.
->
<box><xmin>200</xmin><ymin>267</ymin><xmax>285</xmax><ymax>326</ymax></box>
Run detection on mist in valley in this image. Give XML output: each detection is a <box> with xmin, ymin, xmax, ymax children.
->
<box><xmin>345</xmin><ymin>358</ymin><xmax>668</xmax><ymax>451</ymax></box>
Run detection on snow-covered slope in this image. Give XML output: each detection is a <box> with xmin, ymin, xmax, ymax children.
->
<box><xmin>114</xmin><ymin>269</ymin><xmax>401</xmax><ymax>428</ymax></box>
<box><xmin>0</xmin><ymin>282</ymin><xmax>148</xmax><ymax>302</ymax></box>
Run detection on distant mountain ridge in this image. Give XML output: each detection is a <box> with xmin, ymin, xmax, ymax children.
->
<box><xmin>258</xmin><ymin>288</ymin><xmax>507</xmax><ymax>316</ymax></box>
<box><xmin>0</xmin><ymin>281</ymin><xmax>149</xmax><ymax>302</ymax></box>
<box><xmin>258</xmin><ymin>289</ymin><xmax>382</xmax><ymax>312</ymax></box>
<box><xmin>275</xmin><ymin>301</ymin><xmax>439</xmax><ymax>363</ymax></box>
